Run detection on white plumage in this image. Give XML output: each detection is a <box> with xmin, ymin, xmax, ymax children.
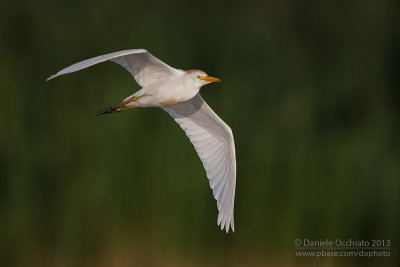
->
<box><xmin>164</xmin><ymin>95</ymin><xmax>236</xmax><ymax>232</ymax></box>
<box><xmin>48</xmin><ymin>49</ymin><xmax>236</xmax><ymax>232</ymax></box>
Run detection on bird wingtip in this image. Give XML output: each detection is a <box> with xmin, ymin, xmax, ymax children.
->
<box><xmin>46</xmin><ymin>74</ymin><xmax>57</xmax><ymax>81</ymax></box>
<box><xmin>217</xmin><ymin>212</ymin><xmax>235</xmax><ymax>233</ymax></box>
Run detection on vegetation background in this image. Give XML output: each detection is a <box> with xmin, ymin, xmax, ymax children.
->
<box><xmin>0</xmin><ymin>0</ymin><xmax>398</xmax><ymax>266</ymax></box>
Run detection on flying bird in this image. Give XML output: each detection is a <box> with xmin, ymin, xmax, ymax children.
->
<box><xmin>47</xmin><ymin>49</ymin><xmax>236</xmax><ymax>232</ymax></box>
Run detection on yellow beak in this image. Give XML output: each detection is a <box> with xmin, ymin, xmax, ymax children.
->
<box><xmin>199</xmin><ymin>76</ymin><xmax>221</xmax><ymax>83</ymax></box>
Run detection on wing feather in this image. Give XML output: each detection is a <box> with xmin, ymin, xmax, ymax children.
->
<box><xmin>163</xmin><ymin>94</ymin><xmax>236</xmax><ymax>233</ymax></box>
<box><xmin>47</xmin><ymin>49</ymin><xmax>182</xmax><ymax>87</ymax></box>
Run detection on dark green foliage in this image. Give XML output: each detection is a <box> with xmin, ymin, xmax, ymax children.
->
<box><xmin>0</xmin><ymin>0</ymin><xmax>398</xmax><ymax>266</ymax></box>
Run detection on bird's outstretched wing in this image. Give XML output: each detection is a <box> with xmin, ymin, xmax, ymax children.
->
<box><xmin>163</xmin><ymin>94</ymin><xmax>236</xmax><ymax>233</ymax></box>
<box><xmin>47</xmin><ymin>49</ymin><xmax>182</xmax><ymax>87</ymax></box>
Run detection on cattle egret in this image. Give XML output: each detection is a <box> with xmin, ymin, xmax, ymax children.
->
<box><xmin>47</xmin><ymin>49</ymin><xmax>236</xmax><ymax>232</ymax></box>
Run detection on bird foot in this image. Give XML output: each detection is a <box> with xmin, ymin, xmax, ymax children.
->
<box><xmin>96</xmin><ymin>95</ymin><xmax>142</xmax><ymax>116</ymax></box>
<box><xmin>96</xmin><ymin>105</ymin><xmax>117</xmax><ymax>116</ymax></box>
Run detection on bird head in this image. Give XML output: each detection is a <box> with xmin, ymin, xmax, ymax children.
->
<box><xmin>186</xmin><ymin>70</ymin><xmax>221</xmax><ymax>87</ymax></box>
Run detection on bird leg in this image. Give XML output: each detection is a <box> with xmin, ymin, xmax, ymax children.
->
<box><xmin>114</xmin><ymin>106</ymin><xmax>137</xmax><ymax>112</ymax></box>
<box><xmin>96</xmin><ymin>95</ymin><xmax>143</xmax><ymax>116</ymax></box>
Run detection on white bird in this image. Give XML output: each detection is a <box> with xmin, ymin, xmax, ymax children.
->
<box><xmin>47</xmin><ymin>49</ymin><xmax>236</xmax><ymax>232</ymax></box>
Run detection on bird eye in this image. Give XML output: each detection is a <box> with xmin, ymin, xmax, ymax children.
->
<box><xmin>197</xmin><ymin>75</ymin><xmax>201</xmax><ymax>79</ymax></box>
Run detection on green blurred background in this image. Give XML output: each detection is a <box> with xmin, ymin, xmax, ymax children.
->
<box><xmin>0</xmin><ymin>0</ymin><xmax>399</xmax><ymax>266</ymax></box>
